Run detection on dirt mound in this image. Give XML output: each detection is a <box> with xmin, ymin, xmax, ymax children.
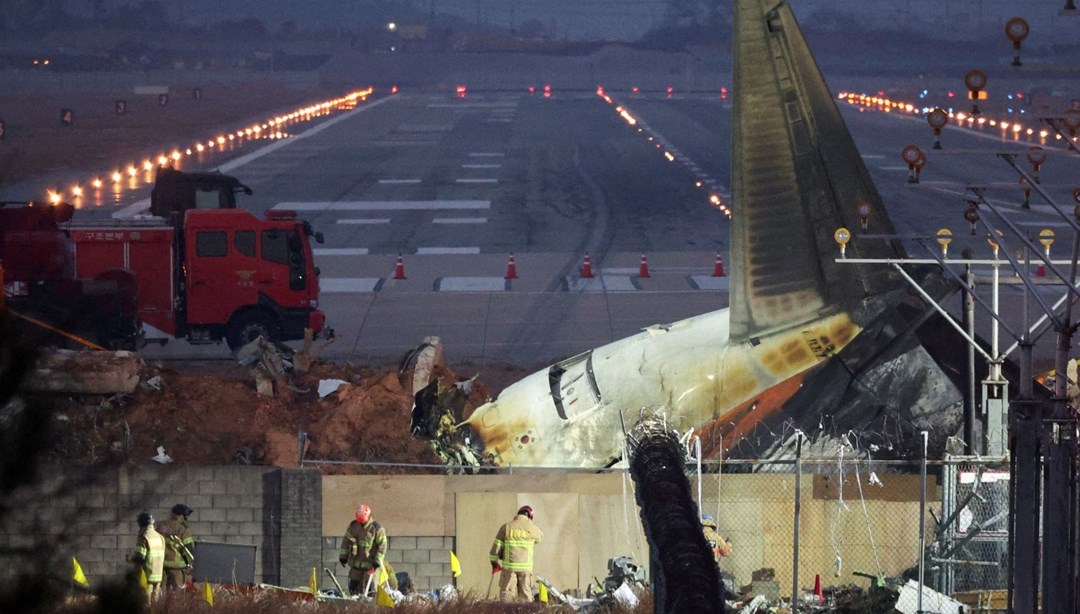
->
<box><xmin>35</xmin><ymin>357</ymin><xmax>525</xmax><ymax>473</ymax></box>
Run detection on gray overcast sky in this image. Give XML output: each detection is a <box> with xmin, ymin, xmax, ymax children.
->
<box><xmin>98</xmin><ymin>0</ymin><xmax>671</xmax><ymax>40</ymax></box>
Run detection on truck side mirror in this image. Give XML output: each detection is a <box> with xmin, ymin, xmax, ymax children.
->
<box><xmin>315</xmin><ymin>232</ymin><xmax>324</xmax><ymax>244</ymax></box>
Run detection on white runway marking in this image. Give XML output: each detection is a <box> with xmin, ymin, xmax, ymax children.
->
<box><xmin>379</xmin><ymin>179</ymin><xmax>422</xmax><ymax>184</ymax></box>
<box><xmin>469</xmin><ymin>152</ymin><xmax>505</xmax><ymax>157</ymax></box>
<box><xmin>314</xmin><ymin>248</ymin><xmax>370</xmax><ymax>256</ymax></box>
<box><xmin>274</xmin><ymin>200</ymin><xmax>490</xmax><ymax>211</ymax></box>
<box><xmin>428</xmin><ymin>103</ymin><xmax>518</xmax><ymax>109</ymax></box>
<box><xmin>462</xmin><ymin>164</ymin><xmax>502</xmax><ymax>169</ymax></box>
<box><xmin>456</xmin><ymin>178</ymin><xmax>498</xmax><ymax>184</ymax></box>
<box><xmin>690</xmin><ymin>276</ymin><xmax>731</xmax><ymax>290</ymax></box>
<box><xmin>336</xmin><ymin>219</ymin><xmax>391</xmax><ymax>225</ymax></box>
<box><xmin>565</xmin><ymin>276</ymin><xmax>639</xmax><ymax>292</ymax></box>
<box><xmin>321</xmin><ymin>278</ymin><xmax>383</xmax><ymax>293</ymax></box>
<box><xmin>433</xmin><ymin>217</ymin><xmax>487</xmax><ymax>224</ymax></box>
<box><xmin>436</xmin><ymin>277</ymin><xmax>508</xmax><ymax>292</ymax></box>
<box><xmin>416</xmin><ymin>247</ymin><xmax>481</xmax><ymax>255</ymax></box>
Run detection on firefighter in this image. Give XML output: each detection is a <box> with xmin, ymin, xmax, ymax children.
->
<box><xmin>130</xmin><ymin>512</ymin><xmax>166</xmax><ymax>603</ymax></box>
<box><xmin>339</xmin><ymin>503</ymin><xmax>389</xmax><ymax>596</ymax></box>
<box><xmin>489</xmin><ymin>505</ymin><xmax>544</xmax><ymax>602</ymax></box>
<box><xmin>701</xmin><ymin>513</ymin><xmax>732</xmax><ymax>563</ymax></box>
<box><xmin>156</xmin><ymin>503</ymin><xmax>195</xmax><ymax>590</ymax></box>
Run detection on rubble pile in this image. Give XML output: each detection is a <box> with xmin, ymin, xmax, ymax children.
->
<box><xmin>23</xmin><ymin>340</ymin><xmax>522</xmax><ymax>471</ymax></box>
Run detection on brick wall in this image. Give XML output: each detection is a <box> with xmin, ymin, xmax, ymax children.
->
<box><xmin>320</xmin><ymin>535</ymin><xmax>455</xmax><ymax>593</ymax></box>
<box><xmin>0</xmin><ymin>465</ymin><xmax>322</xmax><ymax>587</ymax></box>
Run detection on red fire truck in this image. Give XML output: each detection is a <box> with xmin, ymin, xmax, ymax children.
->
<box><xmin>1</xmin><ymin>173</ymin><xmax>329</xmax><ymax>350</ymax></box>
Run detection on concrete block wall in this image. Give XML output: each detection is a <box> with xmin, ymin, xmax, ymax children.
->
<box><xmin>0</xmin><ymin>465</ymin><xmax>323</xmax><ymax>588</ymax></box>
<box><xmin>320</xmin><ymin>536</ymin><xmax>455</xmax><ymax>593</ymax></box>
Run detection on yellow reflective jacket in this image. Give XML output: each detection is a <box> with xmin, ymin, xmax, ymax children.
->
<box><xmin>489</xmin><ymin>514</ymin><xmax>544</xmax><ymax>572</ymax></box>
<box><xmin>134</xmin><ymin>526</ymin><xmax>166</xmax><ymax>584</ymax></box>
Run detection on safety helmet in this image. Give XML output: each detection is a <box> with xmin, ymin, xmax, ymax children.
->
<box><xmin>172</xmin><ymin>503</ymin><xmax>193</xmax><ymax>518</ymax></box>
<box><xmin>355</xmin><ymin>504</ymin><xmax>372</xmax><ymax>524</ymax></box>
<box><xmin>517</xmin><ymin>505</ymin><xmax>533</xmax><ymax>519</ymax></box>
<box><xmin>137</xmin><ymin>512</ymin><xmax>154</xmax><ymax>527</ymax></box>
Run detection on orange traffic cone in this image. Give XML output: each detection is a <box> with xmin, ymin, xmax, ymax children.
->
<box><xmin>813</xmin><ymin>574</ymin><xmax>824</xmax><ymax>605</ymax></box>
<box><xmin>1036</xmin><ymin>264</ymin><xmax>1046</xmax><ymax>278</ymax></box>
<box><xmin>712</xmin><ymin>253</ymin><xmax>726</xmax><ymax>277</ymax></box>
<box><xmin>638</xmin><ymin>253</ymin><xmax>651</xmax><ymax>278</ymax></box>
<box><xmin>581</xmin><ymin>253</ymin><xmax>594</xmax><ymax>278</ymax></box>
<box><xmin>505</xmin><ymin>253</ymin><xmax>518</xmax><ymax>279</ymax></box>
<box><xmin>393</xmin><ymin>255</ymin><xmax>407</xmax><ymax>280</ymax></box>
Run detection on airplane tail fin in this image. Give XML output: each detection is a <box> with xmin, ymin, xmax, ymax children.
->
<box><xmin>729</xmin><ymin>0</ymin><xmax>907</xmax><ymax>342</ymax></box>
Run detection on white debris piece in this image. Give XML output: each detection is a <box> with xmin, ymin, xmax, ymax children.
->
<box><xmin>318</xmin><ymin>379</ymin><xmax>349</xmax><ymax>398</ymax></box>
<box><xmin>612</xmin><ymin>582</ymin><xmax>639</xmax><ymax>607</ymax></box>
<box><xmin>141</xmin><ymin>376</ymin><xmax>163</xmax><ymax>391</ymax></box>
<box><xmin>868</xmin><ymin>471</ymin><xmax>883</xmax><ymax>487</ymax></box>
<box><xmin>151</xmin><ymin>446</ymin><xmax>173</xmax><ymax>464</ymax></box>
<box><xmin>739</xmin><ymin>595</ymin><xmax>769</xmax><ymax>614</ymax></box>
<box><xmin>895</xmin><ymin>580</ymin><xmax>964</xmax><ymax>614</ymax></box>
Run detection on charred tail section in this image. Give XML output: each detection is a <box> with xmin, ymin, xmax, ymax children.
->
<box><xmin>628</xmin><ymin>415</ymin><xmax>725</xmax><ymax>613</ymax></box>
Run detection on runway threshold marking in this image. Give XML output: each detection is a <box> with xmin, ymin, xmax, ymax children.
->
<box><xmin>436</xmin><ymin>277</ymin><xmax>509</xmax><ymax>292</ymax></box>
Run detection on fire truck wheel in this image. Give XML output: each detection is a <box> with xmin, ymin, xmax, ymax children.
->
<box><xmin>226</xmin><ymin>310</ymin><xmax>279</xmax><ymax>351</ymax></box>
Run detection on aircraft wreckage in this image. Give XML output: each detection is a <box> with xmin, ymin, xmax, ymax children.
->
<box><xmin>415</xmin><ymin>0</ymin><xmax>1009</xmax><ymax>468</ymax></box>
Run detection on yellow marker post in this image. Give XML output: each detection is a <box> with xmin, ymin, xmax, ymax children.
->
<box><xmin>936</xmin><ymin>228</ymin><xmax>953</xmax><ymax>260</ymax></box>
<box><xmin>1039</xmin><ymin>229</ymin><xmax>1055</xmax><ymax>258</ymax></box>
<box><xmin>833</xmin><ymin>227</ymin><xmax>851</xmax><ymax>258</ymax></box>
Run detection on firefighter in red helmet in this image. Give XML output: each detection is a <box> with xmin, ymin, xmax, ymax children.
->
<box><xmin>489</xmin><ymin>505</ymin><xmax>544</xmax><ymax>602</ymax></box>
<box><xmin>339</xmin><ymin>503</ymin><xmax>390</xmax><ymax>596</ymax></box>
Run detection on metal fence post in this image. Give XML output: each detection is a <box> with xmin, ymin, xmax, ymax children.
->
<box><xmin>792</xmin><ymin>432</ymin><xmax>803</xmax><ymax>612</ymax></box>
<box><xmin>918</xmin><ymin>431</ymin><xmax>928</xmax><ymax>614</ymax></box>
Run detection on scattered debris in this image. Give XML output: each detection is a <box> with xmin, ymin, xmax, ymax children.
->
<box><xmin>24</xmin><ymin>349</ymin><xmax>141</xmax><ymax>394</ymax></box>
<box><xmin>318</xmin><ymin>379</ymin><xmax>348</xmax><ymax>398</ymax></box>
<box><xmin>151</xmin><ymin>445</ymin><xmax>173</xmax><ymax>464</ymax></box>
<box><xmin>141</xmin><ymin>375</ymin><xmax>163</xmax><ymax>391</ymax></box>
<box><xmin>895</xmin><ymin>579</ymin><xmax>963</xmax><ymax>614</ymax></box>
<box><xmin>236</xmin><ymin>336</ymin><xmax>293</xmax><ymax>399</ymax></box>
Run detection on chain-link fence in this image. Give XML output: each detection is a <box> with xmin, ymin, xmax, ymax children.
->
<box><xmin>688</xmin><ymin>453</ymin><xmax>1012</xmax><ymax>607</ymax></box>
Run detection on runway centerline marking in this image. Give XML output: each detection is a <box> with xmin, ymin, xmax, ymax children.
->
<box><xmin>314</xmin><ymin>248</ymin><xmax>370</xmax><ymax>256</ymax></box>
<box><xmin>379</xmin><ymin>179</ymin><xmax>422</xmax><ymax>184</ymax></box>
<box><xmin>274</xmin><ymin>200</ymin><xmax>490</xmax><ymax>211</ymax></box>
<box><xmin>433</xmin><ymin>218</ymin><xmax>487</xmax><ymax>224</ymax></box>
<box><xmin>416</xmin><ymin>247</ymin><xmax>481</xmax><ymax>255</ymax></box>
<box><xmin>336</xmin><ymin>219</ymin><xmax>391</xmax><ymax>225</ymax></box>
